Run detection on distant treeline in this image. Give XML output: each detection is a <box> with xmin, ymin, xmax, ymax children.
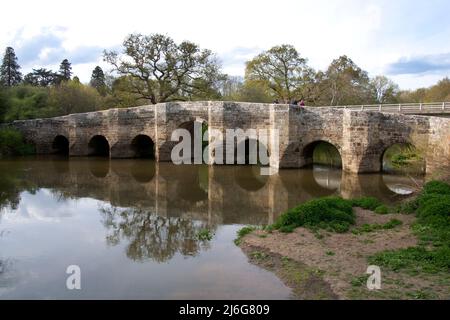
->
<box><xmin>1</xmin><ymin>34</ymin><xmax>449</xmax><ymax>123</ymax></box>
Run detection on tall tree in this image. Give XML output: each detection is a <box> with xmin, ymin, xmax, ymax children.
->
<box><xmin>245</xmin><ymin>45</ymin><xmax>313</xmax><ymax>103</ymax></box>
<box><xmin>0</xmin><ymin>47</ymin><xmax>22</xmax><ymax>86</ymax></box>
<box><xmin>24</xmin><ymin>68</ymin><xmax>56</xmax><ymax>87</ymax></box>
<box><xmin>58</xmin><ymin>59</ymin><xmax>72</xmax><ymax>81</ymax></box>
<box><xmin>370</xmin><ymin>75</ymin><xmax>399</xmax><ymax>104</ymax></box>
<box><xmin>324</xmin><ymin>55</ymin><xmax>371</xmax><ymax>105</ymax></box>
<box><xmin>90</xmin><ymin>66</ymin><xmax>107</xmax><ymax>95</ymax></box>
<box><xmin>47</xmin><ymin>79</ymin><xmax>102</xmax><ymax>116</ymax></box>
<box><xmin>104</xmin><ymin>33</ymin><xmax>225</xmax><ymax>104</ymax></box>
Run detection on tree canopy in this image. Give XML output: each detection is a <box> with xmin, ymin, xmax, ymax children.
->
<box><xmin>245</xmin><ymin>45</ymin><xmax>313</xmax><ymax>103</ymax></box>
<box><xmin>104</xmin><ymin>33</ymin><xmax>225</xmax><ymax>104</ymax></box>
<box><xmin>24</xmin><ymin>68</ymin><xmax>56</xmax><ymax>87</ymax></box>
<box><xmin>90</xmin><ymin>66</ymin><xmax>107</xmax><ymax>95</ymax></box>
<box><xmin>1</xmin><ymin>36</ymin><xmax>449</xmax><ymax>125</ymax></box>
<box><xmin>58</xmin><ymin>59</ymin><xmax>72</xmax><ymax>82</ymax></box>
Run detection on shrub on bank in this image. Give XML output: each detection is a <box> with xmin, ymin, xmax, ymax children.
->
<box><xmin>272</xmin><ymin>197</ymin><xmax>355</xmax><ymax>233</ymax></box>
<box><xmin>0</xmin><ymin>128</ymin><xmax>35</xmax><ymax>157</ymax></box>
<box><xmin>351</xmin><ymin>197</ymin><xmax>383</xmax><ymax>211</ymax></box>
<box><xmin>422</xmin><ymin>180</ymin><xmax>450</xmax><ymax>196</ymax></box>
<box><xmin>374</xmin><ymin>205</ymin><xmax>389</xmax><ymax>215</ymax></box>
<box><xmin>234</xmin><ymin>226</ymin><xmax>258</xmax><ymax>245</ymax></box>
<box><xmin>370</xmin><ymin>180</ymin><xmax>450</xmax><ymax>274</ymax></box>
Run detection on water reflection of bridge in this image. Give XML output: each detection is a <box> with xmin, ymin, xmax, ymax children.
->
<box><xmin>11</xmin><ymin>158</ymin><xmax>419</xmax><ymax>226</ymax></box>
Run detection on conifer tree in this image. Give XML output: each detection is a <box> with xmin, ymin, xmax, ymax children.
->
<box><xmin>0</xmin><ymin>47</ymin><xmax>22</xmax><ymax>86</ymax></box>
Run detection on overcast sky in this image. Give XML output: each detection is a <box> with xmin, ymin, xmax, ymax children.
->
<box><xmin>1</xmin><ymin>0</ymin><xmax>449</xmax><ymax>89</ymax></box>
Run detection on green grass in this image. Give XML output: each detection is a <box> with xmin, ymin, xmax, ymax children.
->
<box><xmin>422</xmin><ymin>180</ymin><xmax>450</xmax><ymax>195</ymax></box>
<box><xmin>374</xmin><ymin>205</ymin><xmax>390</xmax><ymax>214</ymax></box>
<box><xmin>369</xmin><ymin>246</ymin><xmax>450</xmax><ymax>273</ymax></box>
<box><xmin>234</xmin><ymin>226</ymin><xmax>257</xmax><ymax>245</ymax></box>
<box><xmin>352</xmin><ymin>219</ymin><xmax>403</xmax><ymax>235</ymax></box>
<box><xmin>368</xmin><ymin>180</ymin><xmax>450</xmax><ymax>274</ymax></box>
<box><xmin>350</xmin><ymin>274</ymin><xmax>370</xmax><ymax>287</ymax></box>
<box><xmin>250</xmin><ymin>251</ymin><xmax>269</xmax><ymax>260</ymax></box>
<box><xmin>270</xmin><ymin>195</ymin><xmax>406</xmax><ymax>234</ymax></box>
<box><xmin>393</xmin><ymin>199</ymin><xmax>419</xmax><ymax>214</ymax></box>
<box><xmin>272</xmin><ymin>197</ymin><xmax>355</xmax><ymax>234</ymax></box>
<box><xmin>351</xmin><ymin>197</ymin><xmax>383</xmax><ymax>211</ymax></box>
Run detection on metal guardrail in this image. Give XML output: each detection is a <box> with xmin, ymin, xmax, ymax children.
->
<box><xmin>318</xmin><ymin>102</ymin><xmax>450</xmax><ymax>114</ymax></box>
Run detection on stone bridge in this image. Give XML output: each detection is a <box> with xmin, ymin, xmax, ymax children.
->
<box><xmin>7</xmin><ymin>101</ymin><xmax>450</xmax><ymax>174</ymax></box>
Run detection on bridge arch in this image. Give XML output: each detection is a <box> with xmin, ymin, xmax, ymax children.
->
<box><xmin>160</xmin><ymin>119</ymin><xmax>209</xmax><ymax>163</ymax></box>
<box><xmin>52</xmin><ymin>135</ymin><xmax>69</xmax><ymax>155</ymax></box>
<box><xmin>301</xmin><ymin>140</ymin><xmax>342</xmax><ymax>168</ymax></box>
<box><xmin>88</xmin><ymin>135</ymin><xmax>110</xmax><ymax>157</ymax></box>
<box><xmin>131</xmin><ymin>135</ymin><xmax>155</xmax><ymax>159</ymax></box>
<box><xmin>380</xmin><ymin>141</ymin><xmax>425</xmax><ymax>174</ymax></box>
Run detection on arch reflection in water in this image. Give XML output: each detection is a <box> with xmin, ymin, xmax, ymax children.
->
<box><xmin>100</xmin><ymin>206</ymin><xmax>213</xmax><ymax>262</ymax></box>
<box><xmin>382</xmin><ymin>174</ymin><xmax>418</xmax><ymax>195</ymax></box>
<box><xmin>312</xmin><ymin>165</ymin><xmax>342</xmax><ymax>191</ymax></box>
<box><xmin>88</xmin><ymin>158</ymin><xmax>110</xmax><ymax>178</ymax></box>
<box><xmin>234</xmin><ymin>165</ymin><xmax>269</xmax><ymax>192</ymax></box>
<box><xmin>130</xmin><ymin>160</ymin><xmax>156</xmax><ymax>183</ymax></box>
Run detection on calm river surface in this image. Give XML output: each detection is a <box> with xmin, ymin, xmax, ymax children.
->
<box><xmin>0</xmin><ymin>157</ymin><xmax>420</xmax><ymax>299</ymax></box>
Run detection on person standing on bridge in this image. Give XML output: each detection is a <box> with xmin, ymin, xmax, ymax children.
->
<box><xmin>298</xmin><ymin>99</ymin><xmax>305</xmax><ymax>107</ymax></box>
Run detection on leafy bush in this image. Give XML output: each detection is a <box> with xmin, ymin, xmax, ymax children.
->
<box><xmin>272</xmin><ymin>197</ymin><xmax>355</xmax><ymax>233</ymax></box>
<box><xmin>3</xmin><ymin>85</ymin><xmax>50</xmax><ymax>121</ymax></box>
<box><xmin>394</xmin><ymin>199</ymin><xmax>419</xmax><ymax>214</ymax></box>
<box><xmin>351</xmin><ymin>197</ymin><xmax>383</xmax><ymax>211</ymax></box>
<box><xmin>422</xmin><ymin>181</ymin><xmax>450</xmax><ymax>196</ymax></box>
<box><xmin>417</xmin><ymin>197</ymin><xmax>450</xmax><ymax>223</ymax></box>
<box><xmin>0</xmin><ymin>128</ymin><xmax>35</xmax><ymax>157</ymax></box>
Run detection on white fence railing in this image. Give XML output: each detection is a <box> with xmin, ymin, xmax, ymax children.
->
<box><xmin>317</xmin><ymin>102</ymin><xmax>450</xmax><ymax>114</ymax></box>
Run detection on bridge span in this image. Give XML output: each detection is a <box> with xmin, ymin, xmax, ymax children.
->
<box><xmin>6</xmin><ymin>101</ymin><xmax>450</xmax><ymax>175</ymax></box>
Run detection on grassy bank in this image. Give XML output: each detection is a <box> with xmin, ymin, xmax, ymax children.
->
<box><xmin>368</xmin><ymin>181</ymin><xmax>450</xmax><ymax>274</ymax></box>
<box><xmin>236</xmin><ymin>180</ymin><xmax>450</xmax><ymax>299</ymax></box>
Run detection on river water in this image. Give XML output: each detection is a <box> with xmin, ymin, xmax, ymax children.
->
<box><xmin>0</xmin><ymin>157</ymin><xmax>420</xmax><ymax>299</ymax></box>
